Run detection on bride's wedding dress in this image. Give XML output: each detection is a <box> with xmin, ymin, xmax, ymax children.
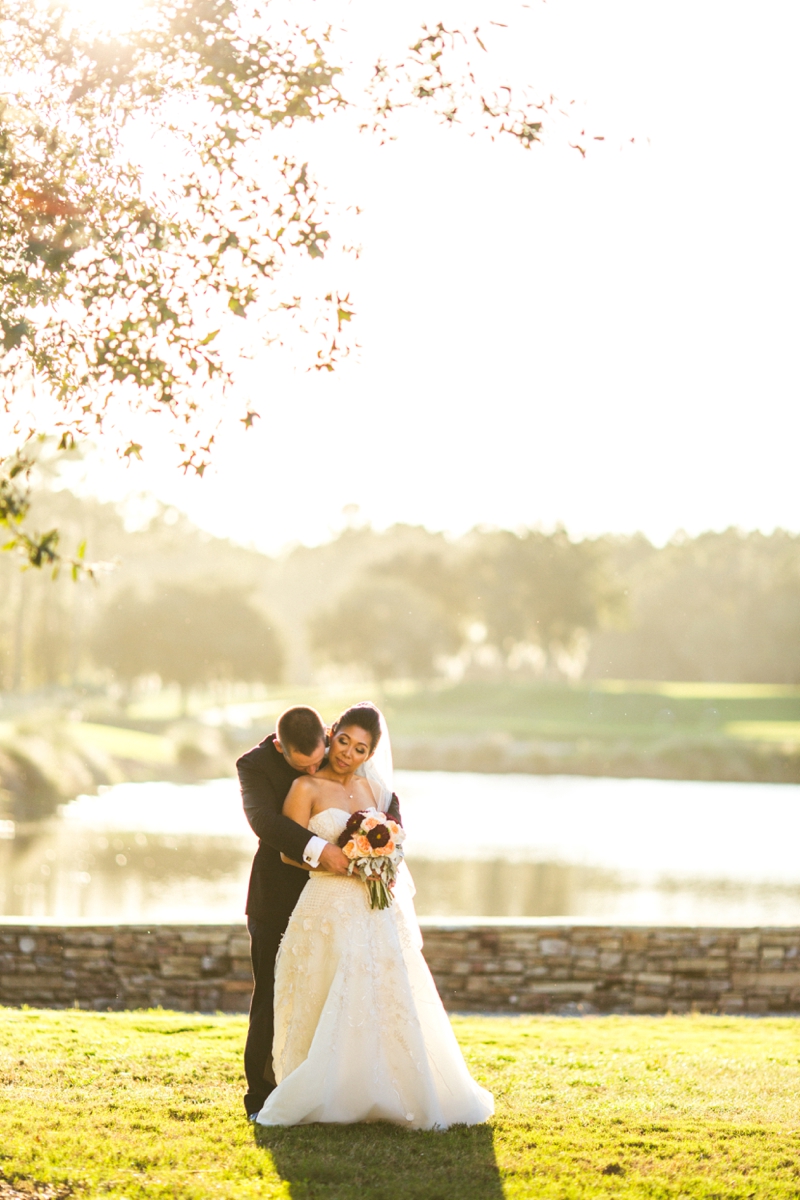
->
<box><xmin>255</xmin><ymin>807</ymin><xmax>494</xmax><ymax>1130</ymax></box>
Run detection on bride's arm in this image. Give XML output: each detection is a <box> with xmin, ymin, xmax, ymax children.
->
<box><xmin>279</xmin><ymin>778</ymin><xmax>317</xmax><ymax>870</ymax></box>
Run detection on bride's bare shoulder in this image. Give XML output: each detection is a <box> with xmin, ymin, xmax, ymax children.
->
<box><xmin>283</xmin><ymin>774</ymin><xmax>324</xmax><ymax>822</ymax></box>
<box><xmin>288</xmin><ymin>775</ymin><xmax>324</xmax><ymax>799</ymax></box>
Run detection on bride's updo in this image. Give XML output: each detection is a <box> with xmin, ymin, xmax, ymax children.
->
<box><xmin>332</xmin><ymin>702</ymin><xmax>382</xmax><ymax>752</ymax></box>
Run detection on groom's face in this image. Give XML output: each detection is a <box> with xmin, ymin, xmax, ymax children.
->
<box><xmin>276</xmin><ymin>738</ymin><xmax>326</xmax><ymax>775</ymax></box>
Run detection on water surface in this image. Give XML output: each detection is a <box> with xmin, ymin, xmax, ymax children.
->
<box><xmin>2</xmin><ymin>772</ymin><xmax>799</xmax><ymax>924</ymax></box>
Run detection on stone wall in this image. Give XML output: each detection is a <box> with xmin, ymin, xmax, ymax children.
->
<box><xmin>0</xmin><ymin>924</ymin><xmax>254</xmax><ymax>1013</ymax></box>
<box><xmin>422</xmin><ymin>923</ymin><xmax>800</xmax><ymax>1014</ymax></box>
<box><xmin>2</xmin><ymin>920</ymin><xmax>800</xmax><ymax>1014</ymax></box>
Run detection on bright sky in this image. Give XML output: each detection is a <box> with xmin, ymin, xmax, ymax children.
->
<box><xmin>65</xmin><ymin>0</ymin><xmax>800</xmax><ymax>553</ymax></box>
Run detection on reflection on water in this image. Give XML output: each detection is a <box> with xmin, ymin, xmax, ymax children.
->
<box><xmin>0</xmin><ymin>828</ymin><xmax>248</xmax><ymax>923</ymax></box>
<box><xmin>409</xmin><ymin>860</ymin><xmax>800</xmax><ymax>925</ymax></box>
<box><xmin>3</xmin><ymin>772</ymin><xmax>800</xmax><ymax>924</ymax></box>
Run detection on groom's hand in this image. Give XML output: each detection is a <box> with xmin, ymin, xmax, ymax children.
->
<box><xmin>318</xmin><ymin>844</ymin><xmax>349</xmax><ymax>875</ymax></box>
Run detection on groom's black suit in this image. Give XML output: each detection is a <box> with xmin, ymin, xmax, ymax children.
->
<box><xmin>237</xmin><ymin>733</ymin><xmax>312</xmax><ymax>1115</ymax></box>
<box><xmin>237</xmin><ymin>731</ymin><xmax>404</xmax><ymax>1116</ymax></box>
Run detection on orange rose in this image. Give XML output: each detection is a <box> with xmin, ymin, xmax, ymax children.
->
<box><xmin>371</xmin><ymin>839</ymin><xmax>395</xmax><ymax>857</ymax></box>
<box><xmin>354</xmin><ymin>835</ymin><xmax>372</xmax><ymax>857</ymax></box>
<box><xmin>342</xmin><ymin>839</ymin><xmax>356</xmax><ymax>858</ymax></box>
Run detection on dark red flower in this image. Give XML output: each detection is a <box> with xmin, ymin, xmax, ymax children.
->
<box><xmin>338</xmin><ymin>810</ymin><xmax>367</xmax><ymax>847</ymax></box>
<box><xmin>366</xmin><ymin>823</ymin><xmax>390</xmax><ymax>848</ymax></box>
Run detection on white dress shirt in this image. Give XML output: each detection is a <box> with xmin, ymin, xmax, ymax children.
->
<box><xmin>302</xmin><ymin>835</ymin><xmax>328</xmax><ymax>869</ymax></box>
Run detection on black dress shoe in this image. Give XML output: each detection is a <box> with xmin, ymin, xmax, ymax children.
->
<box><xmin>245</xmin><ymin>1083</ymin><xmax>276</xmax><ymax>1120</ymax></box>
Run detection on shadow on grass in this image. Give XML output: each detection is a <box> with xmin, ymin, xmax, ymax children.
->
<box><xmin>254</xmin><ymin>1120</ymin><xmax>502</xmax><ymax>1200</ymax></box>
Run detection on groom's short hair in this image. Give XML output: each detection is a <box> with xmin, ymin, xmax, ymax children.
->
<box><xmin>276</xmin><ymin>706</ymin><xmax>326</xmax><ymax>755</ymax></box>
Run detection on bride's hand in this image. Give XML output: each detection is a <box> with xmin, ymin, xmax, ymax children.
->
<box><xmin>318</xmin><ymin>843</ymin><xmax>349</xmax><ymax>875</ymax></box>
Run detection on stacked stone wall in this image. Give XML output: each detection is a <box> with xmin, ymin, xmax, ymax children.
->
<box><xmin>422</xmin><ymin>924</ymin><xmax>800</xmax><ymax>1014</ymax></box>
<box><xmin>0</xmin><ymin>925</ymin><xmax>253</xmax><ymax>1013</ymax></box>
<box><xmin>2</xmin><ymin>921</ymin><xmax>800</xmax><ymax>1014</ymax></box>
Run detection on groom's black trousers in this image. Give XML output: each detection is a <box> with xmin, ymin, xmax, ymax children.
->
<box><xmin>244</xmin><ymin>915</ymin><xmax>284</xmax><ymax>1113</ymax></box>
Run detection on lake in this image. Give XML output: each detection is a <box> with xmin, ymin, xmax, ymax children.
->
<box><xmin>3</xmin><ymin>771</ymin><xmax>800</xmax><ymax>924</ymax></box>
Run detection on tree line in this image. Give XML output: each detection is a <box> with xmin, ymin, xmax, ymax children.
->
<box><xmin>1</xmin><ymin>488</ymin><xmax>799</xmax><ymax>695</ymax></box>
<box><xmin>309</xmin><ymin>527</ymin><xmax>800</xmax><ymax>685</ymax></box>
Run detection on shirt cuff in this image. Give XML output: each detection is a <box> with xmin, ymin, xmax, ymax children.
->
<box><xmin>302</xmin><ymin>835</ymin><xmax>328</xmax><ymax>869</ymax></box>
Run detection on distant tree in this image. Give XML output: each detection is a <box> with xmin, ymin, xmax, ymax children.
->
<box><xmin>0</xmin><ymin>566</ymin><xmax>75</xmax><ymax>691</ymax></box>
<box><xmin>373</xmin><ymin>548</ymin><xmax>473</xmax><ymax>634</ymax></box>
<box><xmin>309</xmin><ymin>578</ymin><xmax>461</xmax><ymax>682</ymax></box>
<box><xmin>0</xmin><ymin>0</ymin><xmax>569</xmax><ymax>570</ymax></box>
<box><xmin>91</xmin><ymin>592</ymin><xmax>153</xmax><ymax>694</ymax></box>
<box><xmin>466</xmin><ymin>528</ymin><xmax>623</xmax><ymax>672</ymax></box>
<box><xmin>92</xmin><ymin>583</ymin><xmax>283</xmax><ymax>706</ymax></box>
<box><xmin>586</xmin><ymin>529</ymin><xmax>800</xmax><ymax>683</ymax></box>
<box><xmin>309</xmin><ymin>529</ymin><xmax>623</xmax><ymax>682</ymax></box>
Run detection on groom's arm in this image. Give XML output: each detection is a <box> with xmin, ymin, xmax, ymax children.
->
<box><xmin>387</xmin><ymin>792</ymin><xmax>402</xmax><ymax>827</ymax></box>
<box><xmin>238</xmin><ymin>757</ymin><xmax>313</xmax><ymax>865</ymax></box>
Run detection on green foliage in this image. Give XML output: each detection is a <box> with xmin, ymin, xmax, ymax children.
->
<box><xmin>466</xmin><ymin>527</ymin><xmax>624</xmax><ymax>660</ymax></box>
<box><xmin>1</xmin><ymin>1009</ymin><xmax>800</xmax><ymax>1198</ymax></box>
<box><xmin>0</xmin><ymin>445</ymin><xmax>90</xmax><ymax>580</ymax></box>
<box><xmin>310</xmin><ymin>577</ymin><xmax>461</xmax><ymax>681</ymax></box>
<box><xmin>306</xmin><ymin>525</ymin><xmax>800</xmax><ymax>686</ymax></box>
<box><xmin>3</xmin><ymin>487</ymin><xmax>800</xmax><ymax>696</ymax></box>
<box><xmin>1</xmin><ymin>463</ymin><xmax>798</xmax><ymax>700</ymax></box>
<box><xmin>309</xmin><ymin>529</ymin><xmax>622</xmax><ymax>682</ymax></box>
<box><xmin>91</xmin><ymin>583</ymin><xmax>284</xmax><ymax>696</ymax></box>
<box><xmin>0</xmin><ymin>0</ymin><xmax>348</xmax><ymax>425</ymax></box>
<box><xmin>588</xmin><ymin>529</ymin><xmax>800</xmax><ymax>684</ymax></box>
<box><xmin>0</xmin><ymin>0</ymin><xmax>559</xmax><ymax>569</ymax></box>
<box><xmin>0</xmin><ymin>481</ymin><xmax>282</xmax><ymax>694</ymax></box>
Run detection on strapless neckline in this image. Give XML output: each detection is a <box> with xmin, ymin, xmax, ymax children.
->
<box><xmin>307</xmin><ymin>807</ymin><xmax>355</xmax><ymax>844</ymax></box>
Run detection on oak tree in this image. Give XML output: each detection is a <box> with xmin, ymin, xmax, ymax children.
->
<box><xmin>0</xmin><ymin>0</ymin><xmax>562</xmax><ymax>571</ymax></box>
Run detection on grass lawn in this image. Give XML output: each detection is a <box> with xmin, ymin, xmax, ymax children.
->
<box><xmin>124</xmin><ymin>679</ymin><xmax>800</xmax><ymax>746</ymax></box>
<box><xmin>2</xmin><ymin>1010</ymin><xmax>800</xmax><ymax>1199</ymax></box>
<box><xmin>70</xmin><ymin>723</ymin><xmax>176</xmax><ymax>766</ymax></box>
<box><xmin>380</xmin><ymin>680</ymin><xmax>800</xmax><ymax>744</ymax></box>
<box><xmin>246</xmin><ymin>682</ymin><xmax>800</xmax><ymax>745</ymax></box>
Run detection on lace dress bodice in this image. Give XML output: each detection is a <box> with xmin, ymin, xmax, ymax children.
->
<box><xmin>307</xmin><ymin>807</ymin><xmax>352</xmax><ymax>844</ymax></box>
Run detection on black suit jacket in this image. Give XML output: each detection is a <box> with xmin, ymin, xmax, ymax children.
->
<box><xmin>237</xmin><ymin>733</ymin><xmax>404</xmax><ymax>927</ymax></box>
<box><xmin>237</xmin><ymin>734</ymin><xmax>315</xmax><ymax>926</ymax></box>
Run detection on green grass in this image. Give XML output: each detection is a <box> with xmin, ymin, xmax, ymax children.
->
<box><xmin>725</xmin><ymin>720</ymin><xmax>800</xmax><ymax>745</ymax></box>
<box><xmin>591</xmin><ymin>681</ymin><xmax>800</xmax><ymax>700</ymax></box>
<box><xmin>71</xmin><ymin>722</ymin><xmax>176</xmax><ymax>765</ymax></box>
<box><xmin>382</xmin><ymin>680</ymin><xmax>800</xmax><ymax>745</ymax></box>
<box><xmin>120</xmin><ymin>679</ymin><xmax>800</xmax><ymax>747</ymax></box>
<box><xmin>105</xmin><ymin>679</ymin><xmax>800</xmax><ymax>756</ymax></box>
<box><xmin>2</xmin><ymin>1010</ymin><xmax>800</xmax><ymax>1199</ymax></box>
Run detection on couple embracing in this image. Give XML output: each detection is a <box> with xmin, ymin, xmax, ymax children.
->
<box><xmin>237</xmin><ymin>701</ymin><xmax>493</xmax><ymax>1130</ymax></box>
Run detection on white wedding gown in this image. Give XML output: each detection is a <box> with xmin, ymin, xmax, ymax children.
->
<box><xmin>256</xmin><ymin>808</ymin><xmax>494</xmax><ymax>1130</ymax></box>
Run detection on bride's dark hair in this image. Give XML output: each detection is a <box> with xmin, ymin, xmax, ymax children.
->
<box><xmin>332</xmin><ymin>702</ymin><xmax>382</xmax><ymax>752</ymax></box>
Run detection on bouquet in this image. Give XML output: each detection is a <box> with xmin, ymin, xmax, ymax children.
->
<box><xmin>337</xmin><ymin>808</ymin><xmax>406</xmax><ymax>910</ymax></box>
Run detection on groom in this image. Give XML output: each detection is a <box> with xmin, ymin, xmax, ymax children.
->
<box><xmin>237</xmin><ymin>705</ymin><xmax>349</xmax><ymax>1118</ymax></box>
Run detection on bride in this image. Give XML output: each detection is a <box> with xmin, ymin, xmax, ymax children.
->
<box><xmin>255</xmin><ymin>701</ymin><xmax>494</xmax><ymax>1131</ymax></box>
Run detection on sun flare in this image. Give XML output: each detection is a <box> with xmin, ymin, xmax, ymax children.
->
<box><xmin>63</xmin><ymin>0</ymin><xmax>148</xmax><ymax>36</ymax></box>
